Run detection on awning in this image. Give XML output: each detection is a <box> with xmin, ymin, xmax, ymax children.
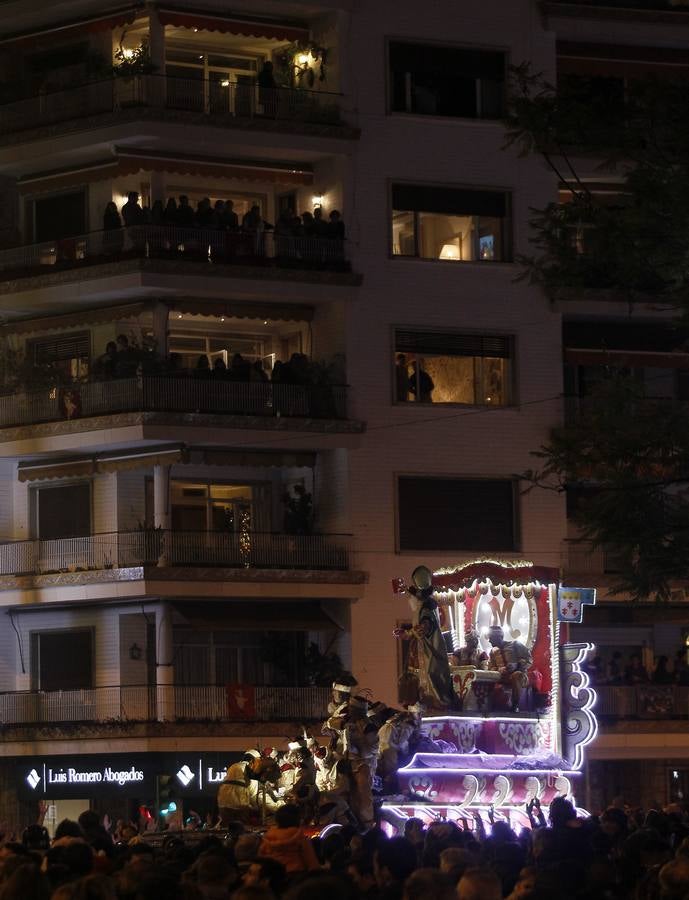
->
<box><xmin>0</xmin><ymin>8</ymin><xmax>139</xmax><ymax>47</ymax></box>
<box><xmin>558</xmin><ymin>41</ymin><xmax>689</xmax><ymax>77</ymax></box>
<box><xmin>196</xmin><ymin>449</ymin><xmax>315</xmax><ymax>469</ymax></box>
<box><xmin>172</xmin><ymin>298</ymin><xmax>313</xmax><ymax>323</ymax></box>
<box><xmin>157</xmin><ymin>9</ymin><xmax>308</xmax><ymax>43</ymax></box>
<box><xmin>18</xmin><ymin>447</ymin><xmax>186</xmax><ymax>482</ymax></box>
<box><xmin>19</xmin><ymin>153</ymin><xmax>313</xmax><ymax>195</ymax></box>
<box><xmin>2</xmin><ymin>302</ymin><xmax>146</xmax><ymax>335</ymax></box>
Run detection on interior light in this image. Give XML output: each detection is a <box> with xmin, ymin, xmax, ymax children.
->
<box><xmin>193</xmin><ymin>27</ymin><xmax>199</xmax><ymax>32</ymax></box>
<box><xmin>220</xmin><ymin>316</ymin><xmax>225</xmax><ymax>322</ymax></box>
<box><xmin>312</xmin><ymin>194</ymin><xmax>324</xmax><ymax>207</ymax></box>
<box><xmin>177</xmin><ymin>313</ymin><xmax>183</xmax><ymax>319</ymax></box>
<box><xmin>198</xmin><ymin>54</ymin><xmax>204</xmax><ymax>60</ymax></box>
<box><xmin>221</xmin><ymin>80</ymin><xmax>230</xmax><ymax>87</ymax></box>
<box><xmin>439</xmin><ymin>243</ymin><xmax>460</xmax><ymax>261</ymax></box>
<box><xmin>297</xmin><ymin>53</ymin><xmax>310</xmax><ymax>65</ymax></box>
<box><xmin>122</xmin><ymin>48</ymin><xmax>135</xmax><ymax>60</ymax></box>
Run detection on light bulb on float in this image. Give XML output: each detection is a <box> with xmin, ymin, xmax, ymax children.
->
<box><xmin>439</xmin><ymin>242</ymin><xmax>460</xmax><ymax>261</ymax></box>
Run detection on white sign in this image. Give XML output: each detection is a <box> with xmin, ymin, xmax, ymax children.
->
<box><xmin>176</xmin><ymin>765</ymin><xmax>194</xmax><ymax>787</ymax></box>
<box><xmin>34</xmin><ymin>766</ymin><xmax>145</xmax><ymax>788</ymax></box>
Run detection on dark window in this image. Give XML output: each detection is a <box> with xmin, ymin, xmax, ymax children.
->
<box><xmin>35</xmin><ymin>482</ymin><xmax>91</xmax><ymax>540</ymax></box>
<box><xmin>389</xmin><ymin>41</ymin><xmax>505</xmax><ymax>119</ymax></box>
<box><xmin>391</xmin><ymin>183</ymin><xmax>510</xmax><ymax>262</ymax></box>
<box><xmin>395</xmin><ymin>330</ymin><xmax>512</xmax><ymax>405</ymax></box>
<box><xmin>398</xmin><ymin>476</ymin><xmax>517</xmax><ymax>551</ymax></box>
<box><xmin>34</xmin><ymin>191</ymin><xmax>86</xmax><ymax>242</ymax></box>
<box><xmin>31</xmin><ymin>630</ymin><xmax>93</xmax><ymax>691</ymax></box>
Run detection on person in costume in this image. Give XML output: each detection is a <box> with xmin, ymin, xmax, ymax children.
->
<box><xmin>488</xmin><ymin>624</ymin><xmax>532</xmax><ymax>712</ymax></box>
<box><xmin>452</xmin><ymin>629</ymin><xmax>489</xmax><ymax>669</ymax></box>
<box><xmin>399</xmin><ymin>565</ymin><xmax>453</xmax><ymax>708</ymax></box>
<box><xmin>217</xmin><ymin>750</ymin><xmax>282</xmax><ymax>825</ymax></box>
<box><xmin>343</xmin><ymin>695</ymin><xmax>379</xmax><ymax>829</ymax></box>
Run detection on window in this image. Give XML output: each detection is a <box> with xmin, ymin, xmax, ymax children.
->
<box><xmin>28</xmin><ymin>331</ymin><xmax>90</xmax><ymax>383</ymax></box>
<box><xmin>33</xmin><ymin>482</ymin><xmax>91</xmax><ymax>540</ymax></box>
<box><xmin>31</xmin><ymin>629</ymin><xmax>93</xmax><ymax>691</ymax></box>
<box><xmin>391</xmin><ymin>183</ymin><xmax>509</xmax><ymax>262</ymax></box>
<box><xmin>145</xmin><ymin>480</ymin><xmax>272</xmax><ymax>533</ymax></box>
<box><xmin>395</xmin><ymin>330</ymin><xmax>512</xmax><ymax>405</ymax></box>
<box><xmin>389</xmin><ymin>41</ymin><xmax>505</xmax><ymax>119</ymax></box>
<box><xmin>397</xmin><ymin>476</ymin><xmax>517</xmax><ymax>551</ymax></box>
<box><xmin>33</xmin><ymin>191</ymin><xmax>86</xmax><ymax>242</ymax></box>
<box><xmin>173</xmin><ymin>630</ymin><xmax>305</xmax><ymax>686</ymax></box>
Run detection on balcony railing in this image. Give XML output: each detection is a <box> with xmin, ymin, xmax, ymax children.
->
<box><xmin>0</xmin><ymin>375</ymin><xmax>348</xmax><ymax>427</ymax></box>
<box><xmin>595</xmin><ymin>684</ymin><xmax>689</xmax><ymax>718</ymax></box>
<box><xmin>0</xmin><ymin>74</ymin><xmax>345</xmax><ymax>135</ymax></box>
<box><xmin>0</xmin><ymin>530</ymin><xmax>352</xmax><ymax>575</ymax></box>
<box><xmin>0</xmin><ymin>685</ymin><xmax>331</xmax><ymax>725</ymax></box>
<box><xmin>0</xmin><ymin>226</ymin><xmax>350</xmax><ymax>280</ymax></box>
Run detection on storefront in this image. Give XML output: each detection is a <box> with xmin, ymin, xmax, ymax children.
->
<box><xmin>15</xmin><ymin>751</ymin><xmax>244</xmax><ymax>835</ymax></box>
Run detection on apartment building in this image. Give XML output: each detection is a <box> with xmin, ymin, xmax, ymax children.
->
<box><xmin>0</xmin><ymin>0</ymin><xmax>683</xmax><ymax>827</ymax></box>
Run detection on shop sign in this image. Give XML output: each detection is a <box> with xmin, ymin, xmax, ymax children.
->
<box><xmin>26</xmin><ymin>764</ymin><xmax>145</xmax><ymax>791</ymax></box>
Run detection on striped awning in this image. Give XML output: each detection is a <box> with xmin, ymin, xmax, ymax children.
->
<box><xmin>0</xmin><ymin>8</ymin><xmax>139</xmax><ymax>47</ymax></box>
<box><xmin>157</xmin><ymin>9</ymin><xmax>308</xmax><ymax>42</ymax></box>
<box><xmin>2</xmin><ymin>302</ymin><xmax>146</xmax><ymax>335</ymax></box>
<box><xmin>18</xmin><ymin>447</ymin><xmax>186</xmax><ymax>482</ymax></box>
<box><xmin>172</xmin><ymin>298</ymin><xmax>313</xmax><ymax>323</ymax></box>
<box><xmin>18</xmin><ymin>152</ymin><xmax>313</xmax><ymax>195</ymax></box>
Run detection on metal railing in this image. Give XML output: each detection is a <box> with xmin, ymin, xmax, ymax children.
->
<box><xmin>561</xmin><ymin>540</ymin><xmax>625</xmax><ymax>575</ymax></box>
<box><xmin>0</xmin><ymin>226</ymin><xmax>350</xmax><ymax>278</ymax></box>
<box><xmin>595</xmin><ymin>685</ymin><xmax>689</xmax><ymax>718</ymax></box>
<box><xmin>0</xmin><ymin>375</ymin><xmax>348</xmax><ymax>427</ymax></box>
<box><xmin>0</xmin><ymin>531</ymin><xmax>351</xmax><ymax>575</ymax></box>
<box><xmin>0</xmin><ymin>74</ymin><xmax>344</xmax><ymax>134</ymax></box>
<box><xmin>0</xmin><ymin>685</ymin><xmax>331</xmax><ymax>725</ymax></box>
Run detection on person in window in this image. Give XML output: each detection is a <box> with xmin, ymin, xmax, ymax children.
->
<box><xmin>102</xmin><ymin>202</ymin><xmax>123</xmax><ymax>256</ymax></box>
<box><xmin>194</xmin><ymin>355</ymin><xmax>211</xmax><ymax>379</ymax></box>
<box><xmin>396</xmin><ymin>353</ymin><xmax>410</xmax><ymax>401</ymax></box>
<box><xmin>196</xmin><ymin>197</ymin><xmax>213</xmax><ymax>228</ymax></box>
<box><xmin>313</xmin><ymin>206</ymin><xmax>328</xmax><ymax>238</ymax></box>
<box><xmin>221</xmin><ymin>199</ymin><xmax>239</xmax><ymax>231</ymax></box>
<box><xmin>96</xmin><ymin>341</ymin><xmax>118</xmax><ymax>381</ymax></box>
<box><xmin>163</xmin><ymin>197</ymin><xmax>178</xmax><ymax>224</ymax></box>
<box><xmin>409</xmin><ymin>359</ymin><xmax>434</xmax><ymax>402</ymax></box>
<box><xmin>327</xmin><ymin>210</ymin><xmax>345</xmax><ymax>241</ymax></box>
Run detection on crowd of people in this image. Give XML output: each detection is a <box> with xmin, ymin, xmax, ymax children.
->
<box><xmin>102</xmin><ymin>193</ymin><xmax>345</xmax><ymax>258</ymax></box>
<box><xmin>584</xmin><ymin>649</ymin><xmax>689</xmax><ymax>687</ymax></box>
<box><xmin>4</xmin><ymin>798</ymin><xmax>689</xmax><ymax>899</ymax></box>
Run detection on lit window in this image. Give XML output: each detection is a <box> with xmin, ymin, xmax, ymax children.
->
<box><xmin>394</xmin><ymin>329</ymin><xmax>512</xmax><ymax>405</ymax></box>
<box><xmin>391</xmin><ymin>184</ymin><xmax>509</xmax><ymax>262</ymax></box>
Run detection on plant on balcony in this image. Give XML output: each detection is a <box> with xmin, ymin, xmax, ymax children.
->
<box><xmin>303</xmin><ymin>642</ymin><xmax>351</xmax><ymax>687</ymax></box>
<box><xmin>275</xmin><ymin>42</ymin><xmax>329</xmax><ymax>88</ymax></box>
<box><xmin>112</xmin><ymin>33</ymin><xmax>157</xmax><ymax>77</ymax></box>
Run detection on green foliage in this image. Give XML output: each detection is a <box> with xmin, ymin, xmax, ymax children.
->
<box><xmin>526</xmin><ymin>376</ymin><xmax>689</xmax><ymax>601</ymax></box>
<box><xmin>112</xmin><ymin>33</ymin><xmax>156</xmax><ymax>77</ymax></box>
<box><xmin>505</xmin><ymin>65</ymin><xmax>689</xmax><ymax>307</ymax></box>
<box><xmin>275</xmin><ymin>42</ymin><xmax>329</xmax><ymax>88</ymax></box>
<box><xmin>303</xmin><ymin>641</ymin><xmax>347</xmax><ymax>687</ymax></box>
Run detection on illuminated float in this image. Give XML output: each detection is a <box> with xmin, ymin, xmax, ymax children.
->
<box><xmin>382</xmin><ymin>559</ymin><xmax>597</xmax><ymax>831</ymax></box>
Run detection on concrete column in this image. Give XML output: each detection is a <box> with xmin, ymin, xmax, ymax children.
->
<box><xmin>156</xmin><ymin>600</ymin><xmax>175</xmax><ymax>722</ymax></box>
<box><xmin>147</xmin><ymin>5</ymin><xmax>166</xmax><ymax>108</ymax></box>
<box><xmin>153</xmin><ymin>463</ymin><xmax>170</xmax><ymax>565</ymax></box>
<box><xmin>151</xmin><ymin>300</ymin><xmax>169</xmax><ymax>358</ymax></box>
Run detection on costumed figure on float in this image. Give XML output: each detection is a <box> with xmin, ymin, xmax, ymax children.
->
<box><xmin>383</xmin><ymin>559</ymin><xmax>599</xmax><ymax>833</ymax></box>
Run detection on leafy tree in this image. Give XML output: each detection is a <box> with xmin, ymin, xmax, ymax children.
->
<box><xmin>508</xmin><ymin>66</ymin><xmax>689</xmax><ymax>598</ymax></box>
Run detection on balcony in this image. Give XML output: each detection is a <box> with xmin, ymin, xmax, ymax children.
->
<box><xmin>595</xmin><ymin>684</ymin><xmax>689</xmax><ymax>719</ymax></box>
<box><xmin>0</xmin><ymin>74</ymin><xmax>352</xmax><ymax>142</ymax></box>
<box><xmin>0</xmin><ymin>226</ymin><xmax>353</xmax><ymax>288</ymax></box>
<box><xmin>0</xmin><ymin>530</ymin><xmax>352</xmax><ymax>577</ymax></box>
<box><xmin>561</xmin><ymin>539</ymin><xmax>625</xmax><ymax>576</ymax></box>
<box><xmin>0</xmin><ymin>375</ymin><xmax>350</xmax><ymax>432</ymax></box>
<box><xmin>0</xmin><ymin>685</ymin><xmax>331</xmax><ymax>727</ymax></box>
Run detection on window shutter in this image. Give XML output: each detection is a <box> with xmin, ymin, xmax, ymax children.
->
<box><xmin>396</xmin><ymin>330</ymin><xmax>511</xmax><ymax>358</ymax></box>
<box><xmin>32</xmin><ymin>331</ymin><xmax>90</xmax><ymax>364</ymax></box>
<box><xmin>392</xmin><ymin>184</ymin><xmax>507</xmax><ymax>217</ymax></box>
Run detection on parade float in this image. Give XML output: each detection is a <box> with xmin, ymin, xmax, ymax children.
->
<box><xmin>382</xmin><ymin>558</ymin><xmax>597</xmax><ymax>832</ymax></box>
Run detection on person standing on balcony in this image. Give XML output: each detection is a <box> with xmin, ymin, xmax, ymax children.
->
<box><xmin>625</xmin><ymin>653</ymin><xmax>649</xmax><ymax>685</ymax></box>
<box><xmin>176</xmin><ymin>195</ymin><xmax>195</xmax><ymax>228</ymax></box>
<box><xmin>121</xmin><ymin>191</ymin><xmax>145</xmax><ymax>253</ymax></box>
<box><xmin>257</xmin><ymin>60</ymin><xmax>277</xmax><ymax>117</ymax></box>
<box><xmin>163</xmin><ymin>197</ymin><xmax>178</xmax><ymax>224</ymax></box>
<box><xmin>102</xmin><ymin>202</ymin><xmax>123</xmax><ymax>256</ymax></box>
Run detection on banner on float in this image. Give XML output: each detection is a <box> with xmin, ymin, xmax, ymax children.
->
<box><xmin>557</xmin><ymin>586</ymin><xmax>596</xmax><ymax>623</ymax></box>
